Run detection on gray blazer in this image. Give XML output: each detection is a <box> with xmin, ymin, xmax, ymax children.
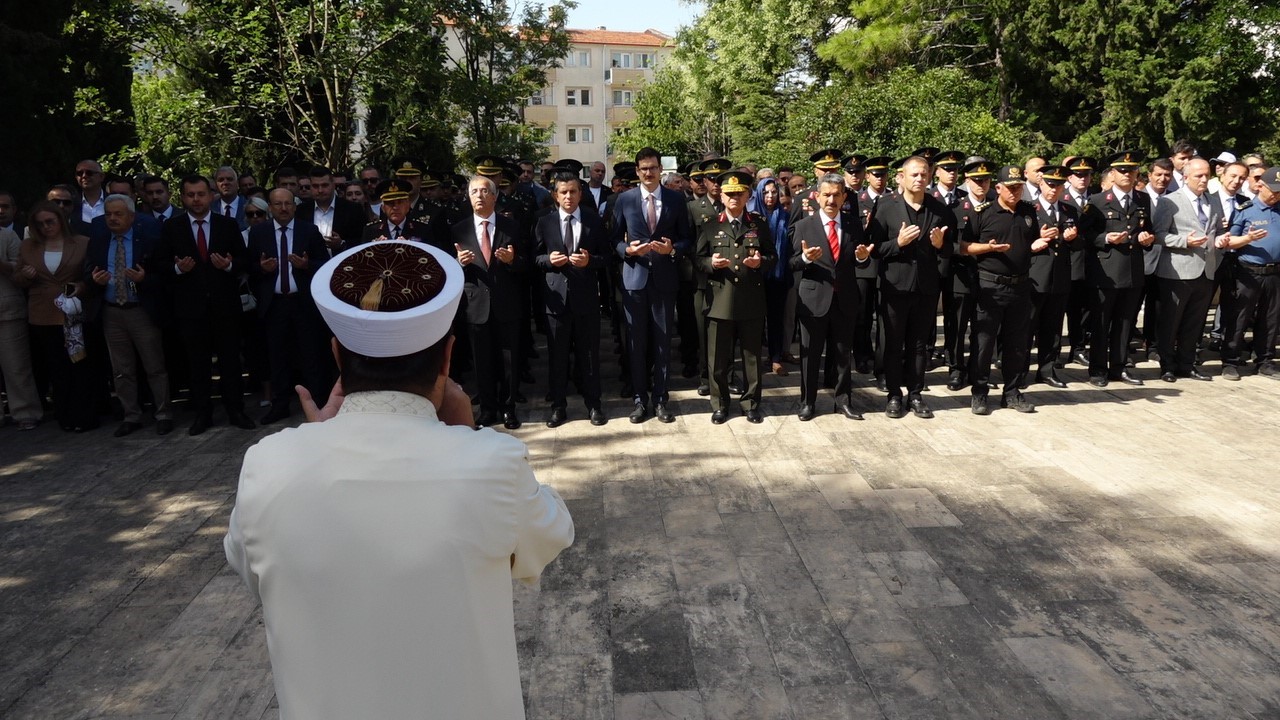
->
<box><xmin>1154</xmin><ymin>187</ymin><xmax>1222</xmax><ymax>281</ymax></box>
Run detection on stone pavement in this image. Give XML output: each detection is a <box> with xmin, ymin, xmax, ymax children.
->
<box><xmin>3</xmin><ymin>340</ymin><xmax>1280</xmax><ymax>719</ymax></box>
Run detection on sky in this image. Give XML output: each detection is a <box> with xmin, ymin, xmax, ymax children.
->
<box><xmin>566</xmin><ymin>0</ymin><xmax>700</xmax><ymax>36</ymax></box>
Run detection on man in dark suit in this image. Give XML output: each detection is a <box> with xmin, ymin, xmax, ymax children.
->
<box><xmin>534</xmin><ymin>171</ymin><xmax>607</xmax><ymax>427</ymax></box>
<box><xmin>699</xmin><ymin>171</ymin><xmax>777</xmax><ymax>424</ymax></box>
<box><xmin>1086</xmin><ymin>152</ymin><xmax>1155</xmax><ymax>386</ymax></box>
<box><xmin>869</xmin><ymin>156</ymin><xmax>956</xmax><ymax>419</ymax></box>
<box><xmin>1027</xmin><ymin>166</ymin><xmax>1079</xmax><ymax>388</ymax></box>
<box><xmin>85</xmin><ymin>194</ymin><xmax>173</xmax><ymax>436</ymax></box>
<box><xmin>612</xmin><ymin>147</ymin><xmax>693</xmax><ymax>424</ymax></box>
<box><xmin>453</xmin><ymin>175</ymin><xmax>526</xmax><ymax>429</ymax></box>
<box><xmin>790</xmin><ymin>173</ymin><xmax>872</xmax><ymax>421</ymax></box>
<box><xmin>213</xmin><ymin>166</ymin><xmax>248</xmax><ymax>230</ymax></box>
<box><xmin>248</xmin><ymin>188</ymin><xmax>329</xmax><ymax>423</ymax></box>
<box><xmin>298</xmin><ymin>166</ymin><xmax>367</xmax><ymax>257</ymax></box>
<box><xmin>142</xmin><ymin>176</ymin><xmax>181</xmax><ymax>222</ymax></box>
<box><xmin>1061</xmin><ymin>156</ymin><xmax>1097</xmax><ymax>367</ymax></box>
<box><xmin>586</xmin><ymin>161</ymin><xmax>613</xmax><ymax>210</ymax></box>
<box><xmin>154</xmin><ymin>175</ymin><xmax>255</xmax><ymax>436</ymax></box>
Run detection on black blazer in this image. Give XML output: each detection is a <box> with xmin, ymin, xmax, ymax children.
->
<box><xmin>246</xmin><ymin>221</ymin><xmax>328</xmax><ymax>317</ymax></box>
<box><xmin>1086</xmin><ymin>190</ymin><xmax>1152</xmax><ymax>290</ymax></box>
<box><xmin>789</xmin><ymin>210</ymin><xmax>868</xmax><ymax>318</ymax></box>
<box><xmin>83</xmin><ymin>217</ymin><xmax>166</xmax><ymax>325</ymax></box>
<box><xmin>451</xmin><ymin>214</ymin><xmax>526</xmax><ymax>324</ymax></box>
<box><xmin>534</xmin><ymin>210</ymin><xmax>606</xmax><ymax>316</ymax></box>
<box><xmin>869</xmin><ymin>193</ymin><xmax>955</xmax><ymax>295</ymax></box>
<box><xmin>1029</xmin><ymin>201</ymin><xmax>1078</xmax><ymax>294</ymax></box>
<box><xmin>154</xmin><ymin>213</ymin><xmax>246</xmax><ymax>319</ymax></box>
<box><xmin>297</xmin><ymin>197</ymin><xmax>367</xmax><ymax>254</ymax></box>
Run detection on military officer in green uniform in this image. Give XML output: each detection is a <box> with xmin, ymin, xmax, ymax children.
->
<box><xmin>388</xmin><ymin>157</ymin><xmax>431</xmax><ymax>221</ymax></box>
<box><xmin>698</xmin><ymin>171</ymin><xmax>776</xmax><ymax>423</ymax></box>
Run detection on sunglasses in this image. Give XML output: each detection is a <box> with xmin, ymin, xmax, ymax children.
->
<box><xmin>363</xmin><ymin>177</ymin><xmax>381</xmax><ymax>184</ymax></box>
<box><xmin>245</xmin><ymin>211</ymin><xmax>266</xmax><ymax>219</ymax></box>
<box><xmin>51</xmin><ymin>199</ymin><xmax>75</xmax><ymax>205</ymax></box>
<box><xmin>75</xmin><ymin>170</ymin><xmax>100</xmax><ymax>177</ymax></box>
<box><xmin>868</xmin><ymin>171</ymin><xmax>887</xmax><ymax>178</ymax></box>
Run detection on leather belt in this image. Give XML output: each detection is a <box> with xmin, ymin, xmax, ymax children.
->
<box><xmin>978</xmin><ymin>270</ymin><xmax>1028</xmax><ymax>286</ymax></box>
<box><xmin>1241</xmin><ymin>262</ymin><xmax>1280</xmax><ymax>276</ymax></box>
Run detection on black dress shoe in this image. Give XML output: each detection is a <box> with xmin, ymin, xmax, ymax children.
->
<box><xmin>1117</xmin><ymin>371</ymin><xmax>1144</xmax><ymax>386</ymax></box>
<box><xmin>1161</xmin><ymin>371</ymin><xmax>1177</xmax><ymax>383</ymax></box>
<box><xmin>1072</xmin><ymin>349</ymin><xmax>1089</xmax><ymax>366</ymax></box>
<box><xmin>155</xmin><ymin>419</ymin><xmax>173</xmax><ymax>436</ymax></box>
<box><xmin>261</xmin><ymin>404</ymin><xmax>291</xmax><ymax>424</ymax></box>
<box><xmin>797</xmin><ymin>404</ymin><xmax>816</xmax><ymax>421</ymax></box>
<box><xmin>908</xmin><ymin>397</ymin><xmax>934</xmax><ymax>419</ymax></box>
<box><xmin>1088</xmin><ymin>376</ymin><xmax>1109</xmax><ymax>388</ymax></box>
<box><xmin>835</xmin><ymin>401</ymin><xmax>863</xmax><ymax>420</ymax></box>
<box><xmin>1188</xmin><ymin>368</ymin><xmax>1213</xmax><ymax>381</ymax></box>
<box><xmin>113</xmin><ymin>421</ymin><xmax>141</xmax><ymax>438</ymax></box>
<box><xmin>729</xmin><ymin>383</ymin><xmax>744</xmax><ymax>396</ymax></box>
<box><xmin>855</xmin><ymin>359</ymin><xmax>871</xmax><ymax>375</ymax></box>
<box><xmin>546</xmin><ymin>408</ymin><xmax>567</xmax><ymax>428</ymax></box>
<box><xmin>589</xmin><ymin>408</ymin><xmax>607</xmax><ymax>426</ymax></box>
<box><xmin>971</xmin><ymin>395</ymin><xmax>991</xmax><ymax>415</ymax></box>
<box><xmin>1038</xmin><ymin>372</ymin><xmax>1068</xmax><ymax>389</ymax></box>
<box><xmin>929</xmin><ymin>350</ymin><xmax>946</xmax><ymax>370</ymax></box>
<box><xmin>503</xmin><ymin>411</ymin><xmax>521</xmax><ymax>430</ymax></box>
<box><xmin>876</xmin><ymin>375</ymin><xmax>889</xmax><ymax>393</ymax></box>
<box><xmin>654</xmin><ymin>403</ymin><xmax>675</xmax><ymax>423</ymax></box>
<box><xmin>711</xmin><ymin>409</ymin><xmax>728</xmax><ymax>424</ymax></box>
<box><xmin>697</xmin><ymin>384</ymin><xmax>710</xmax><ymax>396</ymax></box>
<box><xmin>228</xmin><ymin>411</ymin><xmax>257</xmax><ymax>430</ymax></box>
<box><xmin>477</xmin><ymin>411</ymin><xmax>499</xmax><ymax>427</ymax></box>
<box><xmin>745</xmin><ymin>408</ymin><xmax>763</xmax><ymax>424</ymax></box>
<box><xmin>188</xmin><ymin>415</ymin><xmax>212</xmax><ymax>436</ymax></box>
<box><xmin>629</xmin><ymin>404</ymin><xmax>647</xmax><ymax>424</ymax></box>
<box><xmin>1000</xmin><ymin>394</ymin><xmax>1036</xmax><ymax>413</ymax></box>
<box><xmin>946</xmin><ymin>370</ymin><xmax>967</xmax><ymax>391</ymax></box>
<box><xmin>886</xmin><ymin>397</ymin><xmax>906</xmax><ymax>419</ymax></box>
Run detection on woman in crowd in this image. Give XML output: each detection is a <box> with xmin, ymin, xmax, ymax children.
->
<box><xmin>14</xmin><ymin>202</ymin><xmax>98</xmax><ymax>431</ymax></box>
<box><xmin>754</xmin><ymin>177</ymin><xmax>794</xmax><ymax>375</ymax></box>
<box><xmin>240</xmin><ymin>196</ymin><xmax>272</xmax><ymax>406</ymax></box>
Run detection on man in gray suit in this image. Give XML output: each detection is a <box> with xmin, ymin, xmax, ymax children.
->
<box><xmin>1153</xmin><ymin>157</ymin><xmax>1224</xmax><ymax>381</ymax></box>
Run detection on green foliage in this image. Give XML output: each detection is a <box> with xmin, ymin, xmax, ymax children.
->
<box><xmin>614</xmin><ymin>65</ymin><xmax>728</xmax><ymax>161</ymax></box>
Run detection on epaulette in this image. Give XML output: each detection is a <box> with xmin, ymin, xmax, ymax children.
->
<box><xmin>1237</xmin><ymin>199</ymin><xmax>1254</xmax><ymax>212</ymax></box>
<box><xmin>746</xmin><ymin>211</ymin><xmax>763</xmax><ymax>223</ymax></box>
<box><xmin>974</xmin><ymin>200</ymin><xmax>993</xmax><ymax>213</ymax></box>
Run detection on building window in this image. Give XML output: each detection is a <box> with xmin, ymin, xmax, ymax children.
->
<box><xmin>564</xmin><ymin>53</ymin><xmax>576</xmax><ymax>68</ymax></box>
<box><xmin>529</xmin><ymin>88</ymin><xmax>544</xmax><ymax>106</ymax></box>
<box><xmin>638</xmin><ymin>53</ymin><xmax>654</xmax><ymax>69</ymax></box>
<box><xmin>577</xmin><ymin>50</ymin><xmax>591</xmax><ymax>67</ymax></box>
<box><xmin>567</xmin><ymin>126</ymin><xmax>593</xmax><ymax>144</ymax></box>
<box><xmin>611</xmin><ymin>90</ymin><xmax>633</xmax><ymax>106</ymax></box>
<box><xmin>566</xmin><ymin>88</ymin><xmax>591</xmax><ymax>106</ymax></box>
<box><xmin>610</xmin><ymin>52</ymin><xmax>631</xmax><ymax>69</ymax></box>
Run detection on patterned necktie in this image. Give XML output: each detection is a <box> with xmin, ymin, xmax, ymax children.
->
<box><xmin>194</xmin><ymin>219</ymin><xmax>208</xmax><ymax>261</ymax></box>
<box><xmin>827</xmin><ymin>220</ymin><xmax>840</xmax><ymax>262</ymax></box>
<box><xmin>646</xmin><ymin>193</ymin><xmax>657</xmax><ymax>235</ymax></box>
<box><xmin>480</xmin><ymin>220</ymin><xmax>492</xmax><ymax>265</ymax></box>
<box><xmin>1196</xmin><ymin>197</ymin><xmax>1208</xmax><ymax>227</ymax></box>
<box><xmin>564</xmin><ymin>215</ymin><xmax>574</xmax><ymax>254</ymax></box>
<box><xmin>113</xmin><ymin>235</ymin><xmax>128</xmax><ymax>305</ymax></box>
<box><xmin>280</xmin><ymin>226</ymin><xmax>290</xmax><ymax>294</ymax></box>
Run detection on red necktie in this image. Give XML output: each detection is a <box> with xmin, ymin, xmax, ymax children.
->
<box><xmin>827</xmin><ymin>220</ymin><xmax>840</xmax><ymax>262</ymax></box>
<box><xmin>480</xmin><ymin>220</ymin><xmax>492</xmax><ymax>265</ymax></box>
<box><xmin>194</xmin><ymin>219</ymin><xmax>208</xmax><ymax>261</ymax></box>
<box><xmin>280</xmin><ymin>226</ymin><xmax>291</xmax><ymax>294</ymax></box>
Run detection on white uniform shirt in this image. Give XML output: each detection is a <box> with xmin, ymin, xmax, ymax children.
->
<box><xmin>225</xmin><ymin>390</ymin><xmax>574</xmax><ymax>719</ymax></box>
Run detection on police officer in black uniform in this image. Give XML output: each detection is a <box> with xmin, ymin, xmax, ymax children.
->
<box><xmin>945</xmin><ymin>160</ymin><xmax>996</xmax><ymax>390</ymax></box>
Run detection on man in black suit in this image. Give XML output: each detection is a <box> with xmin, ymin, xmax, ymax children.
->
<box><xmin>213</xmin><ymin>166</ymin><xmax>248</xmax><ymax>230</ymax></box>
<box><xmin>535</xmin><ymin>172</ymin><xmax>607</xmax><ymax>427</ymax></box>
<box><xmin>869</xmin><ymin>156</ymin><xmax>956</xmax><ymax>419</ymax></box>
<box><xmin>298</xmin><ymin>166</ymin><xmax>367</xmax><ymax>257</ymax></box>
<box><xmin>86</xmin><ymin>194</ymin><xmax>173</xmax><ymax>436</ymax></box>
<box><xmin>248</xmin><ymin>188</ymin><xmax>329</xmax><ymax>424</ymax></box>
<box><xmin>1061</xmin><ymin>156</ymin><xmax>1097</xmax><ymax>366</ymax></box>
<box><xmin>1085</xmin><ymin>152</ymin><xmax>1155</xmax><ymax>386</ymax></box>
<box><xmin>143</xmin><ymin>176</ymin><xmax>180</xmax><ymax>222</ymax></box>
<box><xmin>790</xmin><ymin>173</ymin><xmax>872</xmax><ymax>420</ymax></box>
<box><xmin>586</xmin><ymin>161</ymin><xmax>612</xmax><ymax>210</ymax></box>
<box><xmin>612</xmin><ymin>147</ymin><xmax>694</xmax><ymax>423</ymax></box>
<box><xmin>1027</xmin><ymin>166</ymin><xmax>1079</xmax><ymax>388</ymax></box>
<box><xmin>154</xmin><ymin>175</ymin><xmax>255</xmax><ymax>435</ymax></box>
<box><xmin>453</xmin><ymin>175</ymin><xmax>526</xmax><ymax>429</ymax></box>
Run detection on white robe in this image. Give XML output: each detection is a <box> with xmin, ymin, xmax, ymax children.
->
<box><xmin>225</xmin><ymin>390</ymin><xmax>574</xmax><ymax>719</ymax></box>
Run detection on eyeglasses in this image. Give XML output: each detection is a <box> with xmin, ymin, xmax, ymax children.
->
<box><xmin>245</xmin><ymin>211</ymin><xmax>266</xmax><ymax>219</ymax></box>
<box><xmin>50</xmin><ymin>199</ymin><xmax>75</xmax><ymax>205</ymax></box>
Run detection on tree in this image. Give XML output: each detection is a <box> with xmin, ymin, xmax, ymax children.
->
<box><xmin>614</xmin><ymin>65</ymin><xmax>727</xmax><ymax>161</ymax></box>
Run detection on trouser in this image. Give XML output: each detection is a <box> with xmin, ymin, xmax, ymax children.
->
<box><xmin>0</xmin><ymin>318</ymin><xmax>41</xmax><ymax>421</ymax></box>
<box><xmin>880</xmin><ymin>288</ymin><xmax>935</xmax><ymax>399</ymax></box>
<box><xmin>1225</xmin><ymin>268</ymin><xmax>1280</xmax><ymax>365</ymax></box>
<box><xmin>547</xmin><ymin>311</ymin><xmax>601</xmax><ymax>411</ymax></box>
<box><xmin>179</xmin><ymin>312</ymin><xmax>245</xmax><ymax>417</ymax></box>
<box><xmin>1157</xmin><ymin>275</ymin><xmax>1212</xmax><ymax>374</ymax></box>
<box><xmin>1067</xmin><ymin>277</ymin><xmax>1092</xmax><ymax>354</ymax></box>
<box><xmin>263</xmin><ymin>296</ymin><xmax>326</xmax><ymax>408</ymax></box>
<box><xmin>764</xmin><ymin>280</ymin><xmax>789</xmax><ymax>363</ymax></box>
<box><xmin>946</xmin><ymin>289</ymin><xmax>976</xmax><ymax>373</ymax></box>
<box><xmin>103</xmin><ymin>305</ymin><xmax>171</xmax><ymax>422</ymax></box>
<box><xmin>708</xmin><ymin>316</ymin><xmax>763</xmax><ymax>411</ymax></box>
<box><xmin>1140</xmin><ymin>274</ymin><xmax>1161</xmax><ymax>346</ymax></box>
<box><xmin>677</xmin><ymin>276</ymin><xmax>700</xmax><ymax>370</ymax></box>
<box><xmin>31</xmin><ymin>324</ymin><xmax>98</xmax><ymax>430</ymax></box>
<box><xmin>695</xmin><ymin>286</ymin><xmax>711</xmax><ymax>384</ymax></box>
<box><xmin>853</xmin><ymin>277</ymin><xmax>879</xmax><ymax>370</ymax></box>
<box><xmin>469</xmin><ymin>318</ymin><xmax>520</xmax><ymax>414</ymax></box>
<box><xmin>622</xmin><ymin>287</ymin><xmax>675</xmax><ymax>406</ymax></box>
<box><xmin>798</xmin><ymin>304</ymin><xmax>855</xmax><ymax>406</ymax></box>
<box><xmin>1028</xmin><ymin>290</ymin><xmax>1068</xmax><ymax>373</ymax></box>
<box><xmin>1211</xmin><ymin>253</ymin><xmax>1238</xmax><ymax>339</ymax></box>
<box><xmin>1089</xmin><ymin>286</ymin><xmax>1142</xmax><ymax>377</ymax></box>
<box><xmin>970</xmin><ymin>282</ymin><xmax>1032</xmax><ymax>398</ymax></box>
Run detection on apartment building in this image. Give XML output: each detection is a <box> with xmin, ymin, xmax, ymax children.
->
<box><xmin>523</xmin><ymin>28</ymin><xmax>674</xmax><ymax>169</ymax></box>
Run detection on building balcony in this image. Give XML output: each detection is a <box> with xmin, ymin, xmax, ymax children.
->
<box><xmin>605</xmin><ymin>68</ymin><xmax>646</xmax><ymax>88</ymax></box>
<box><xmin>606</xmin><ymin>105</ymin><xmax>636</xmax><ymax>124</ymax></box>
<box><xmin>524</xmin><ymin>104</ymin><xmax>557</xmax><ymax>125</ymax></box>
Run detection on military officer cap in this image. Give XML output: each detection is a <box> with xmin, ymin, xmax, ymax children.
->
<box><xmin>682</xmin><ymin>161</ymin><xmax>700</xmax><ymax>179</ymax></box>
<box><xmin>840</xmin><ymin>154</ymin><xmax>867</xmax><ymax>172</ymax></box>
<box><xmin>472</xmin><ymin>154</ymin><xmax>506</xmax><ymax>177</ymax></box>
<box><xmin>809</xmin><ymin>149</ymin><xmax>844</xmax><ymax>170</ymax></box>
<box><xmin>616</xmin><ymin>165</ymin><xmax>639</xmax><ymax>186</ymax></box>
<box><xmin>1063</xmin><ymin>156</ymin><xmax>1097</xmax><ymax>174</ymax></box>
<box><xmin>553</xmin><ymin>158</ymin><xmax>584</xmax><ymax>177</ymax></box>
<box><xmin>699</xmin><ymin>157</ymin><xmax>733</xmax><ymax>176</ymax></box>
<box><xmin>963</xmin><ymin>160</ymin><xmax>997</xmax><ymax>178</ymax></box>
<box><xmin>996</xmin><ymin>166</ymin><xmax>1026</xmax><ymax>186</ymax></box>
<box><xmin>1104</xmin><ymin>151</ymin><xmax>1142</xmax><ymax>169</ymax></box>
<box><xmin>934</xmin><ymin>150</ymin><xmax>966</xmax><ymax>170</ymax></box>
<box><xmin>890</xmin><ymin>157</ymin><xmax>913</xmax><ymax>170</ymax></box>
<box><xmin>718</xmin><ymin>170</ymin><xmax>754</xmax><ymax>194</ymax></box>
<box><xmin>613</xmin><ymin>160</ymin><xmax>637</xmax><ymax>176</ymax></box>
<box><xmin>863</xmin><ymin>156</ymin><xmax>893</xmax><ymax>175</ymax></box>
<box><xmin>964</xmin><ymin>155</ymin><xmax>989</xmax><ymax>167</ymax></box>
<box><xmin>912</xmin><ymin>147</ymin><xmax>941</xmax><ymax>163</ymax></box>
<box><xmin>391</xmin><ymin>156</ymin><xmax>423</xmax><ymax>178</ymax></box>
<box><xmin>421</xmin><ymin>170</ymin><xmax>443</xmax><ymax>189</ymax></box>
<box><xmin>498</xmin><ymin>166</ymin><xmax>519</xmax><ymax>188</ymax></box>
<box><xmin>1039</xmin><ymin>165</ymin><xmax>1070</xmax><ymax>185</ymax></box>
<box><xmin>451</xmin><ymin>173</ymin><xmax>468</xmax><ymax>189</ymax></box>
<box><xmin>375</xmin><ymin>178</ymin><xmax>412</xmax><ymax>203</ymax></box>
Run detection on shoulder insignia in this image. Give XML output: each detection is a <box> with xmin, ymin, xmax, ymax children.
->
<box><xmin>974</xmin><ymin>201</ymin><xmax>992</xmax><ymax>213</ymax></box>
<box><xmin>1238</xmin><ymin>200</ymin><xmax>1254</xmax><ymax>211</ymax></box>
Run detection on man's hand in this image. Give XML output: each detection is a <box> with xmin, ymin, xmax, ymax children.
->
<box><xmin>1064</xmin><ymin>226</ymin><xmax>1079</xmax><ymax>241</ymax></box>
<box><xmin>1215</xmin><ymin>233</ymin><xmax>1232</xmax><ymax>250</ymax></box>
<box><xmin>297</xmin><ymin>378</ymin><xmax>345</xmax><ymax>423</ymax></box>
<box><xmin>929</xmin><ymin>225</ymin><xmax>948</xmax><ymax>249</ymax></box>
<box><xmin>437</xmin><ymin>379</ymin><xmax>475</xmax><ymax>428</ymax></box>
<box><xmin>568</xmin><ymin>248</ymin><xmax>590</xmax><ymax>268</ymax></box>
<box><xmin>494</xmin><ymin>244</ymin><xmax>515</xmax><ymax>264</ymax></box>
<box><xmin>19</xmin><ymin>264</ymin><xmax>36</xmax><ymax>279</ymax></box>
<box><xmin>325</xmin><ymin>234</ymin><xmax>342</xmax><ymax>251</ymax></box>
<box><xmin>91</xmin><ymin>267</ymin><xmax>111</xmax><ymax>286</ymax></box>
<box><xmin>1245</xmin><ymin>227</ymin><xmax>1269</xmax><ymax>243</ymax></box>
<box><xmin>175</xmin><ymin>256</ymin><xmax>196</xmax><ymax>273</ymax></box>
<box><xmin>125</xmin><ymin>264</ymin><xmax>145</xmax><ymax>282</ymax></box>
<box><xmin>800</xmin><ymin>240</ymin><xmax>822</xmax><ymax>262</ymax></box>
<box><xmin>1137</xmin><ymin>231</ymin><xmax>1155</xmax><ymax>247</ymax></box>
<box><xmin>1040</xmin><ymin>225</ymin><xmax>1060</xmax><ymax>240</ymax></box>
<box><xmin>209</xmin><ymin>252</ymin><xmax>232</xmax><ymax>270</ymax></box>
<box><xmin>1187</xmin><ymin>231</ymin><xmax>1208</xmax><ymax>248</ymax></box>
<box><xmin>854</xmin><ymin>244</ymin><xmax>873</xmax><ymax>262</ymax></box>
<box><xmin>1032</xmin><ymin>238</ymin><xmax>1051</xmax><ymax>252</ymax></box>
<box><xmin>987</xmin><ymin>241</ymin><xmax>1012</xmax><ymax>253</ymax></box>
<box><xmin>549</xmin><ymin>250</ymin><xmax>570</xmax><ymax>267</ymax></box>
<box><xmin>259</xmin><ymin>253</ymin><xmax>278</xmax><ymax>273</ymax></box>
<box><xmin>1105</xmin><ymin>231</ymin><xmax>1128</xmax><ymax>245</ymax></box>
<box><xmin>626</xmin><ymin>239</ymin><xmax>652</xmax><ymax>256</ymax></box>
<box><xmin>455</xmin><ymin>242</ymin><xmax>475</xmax><ymax>266</ymax></box>
<box><xmin>742</xmin><ymin>249</ymin><xmax>762</xmax><ymax>269</ymax></box>
<box><xmin>287</xmin><ymin>251</ymin><xmax>309</xmax><ymax>269</ymax></box>
<box><xmin>651</xmin><ymin>237</ymin><xmax>674</xmax><ymax>255</ymax></box>
<box><xmin>711</xmin><ymin>252</ymin><xmax>730</xmax><ymax>270</ymax></box>
<box><xmin>897</xmin><ymin>222</ymin><xmax>921</xmax><ymax>247</ymax></box>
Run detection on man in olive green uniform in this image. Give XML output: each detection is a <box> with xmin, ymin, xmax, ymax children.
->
<box><xmin>698</xmin><ymin>171</ymin><xmax>776</xmax><ymax>423</ymax></box>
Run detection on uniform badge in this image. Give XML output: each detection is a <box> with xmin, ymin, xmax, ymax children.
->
<box><xmin>1023</xmin><ymin>216</ymin><xmax>1034</xmax><ymax>228</ymax></box>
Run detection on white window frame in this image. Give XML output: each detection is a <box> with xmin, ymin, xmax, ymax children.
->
<box><xmin>529</xmin><ymin>88</ymin><xmax>544</xmax><ymax>106</ymax></box>
<box><xmin>612</xmin><ymin>90</ymin><xmax>633</xmax><ymax>106</ymax></box>
<box><xmin>611</xmin><ymin>52</ymin><xmax>631</xmax><ymax>69</ymax></box>
<box><xmin>577</xmin><ymin>50</ymin><xmax>591</xmax><ymax>67</ymax></box>
<box><xmin>567</xmin><ymin>126</ymin><xmax>593</xmax><ymax>144</ymax></box>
